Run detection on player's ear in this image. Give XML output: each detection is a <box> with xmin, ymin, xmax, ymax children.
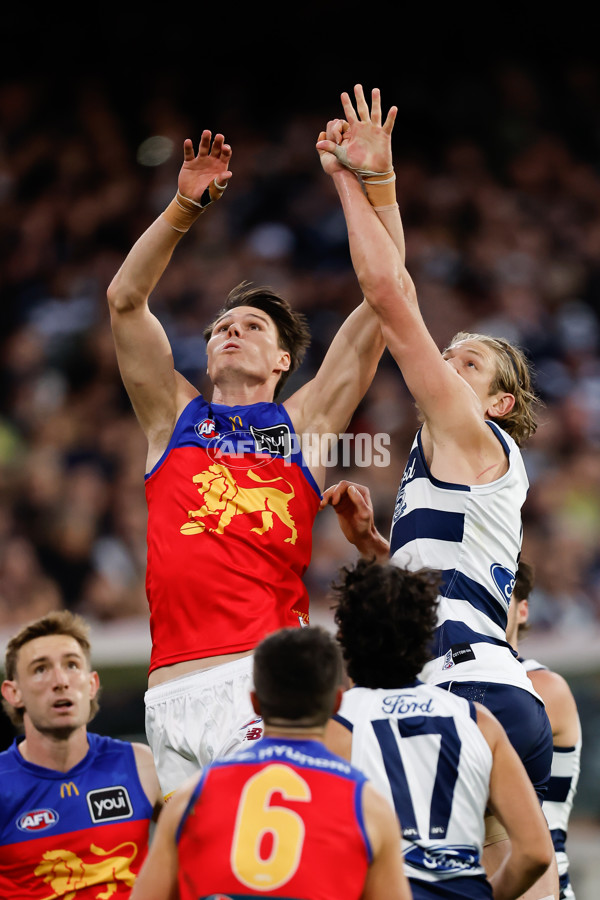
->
<box><xmin>250</xmin><ymin>690</ymin><xmax>261</xmax><ymax>716</ymax></box>
<box><xmin>89</xmin><ymin>670</ymin><xmax>100</xmax><ymax>700</ymax></box>
<box><xmin>517</xmin><ymin>598</ymin><xmax>529</xmax><ymax>626</ymax></box>
<box><xmin>1</xmin><ymin>679</ymin><xmax>22</xmax><ymax>711</ymax></box>
<box><xmin>276</xmin><ymin>350</ymin><xmax>291</xmax><ymax>374</ymax></box>
<box><xmin>332</xmin><ymin>686</ymin><xmax>344</xmax><ymax>716</ymax></box>
<box><xmin>487</xmin><ymin>391</ymin><xmax>515</xmax><ymax>419</ymax></box>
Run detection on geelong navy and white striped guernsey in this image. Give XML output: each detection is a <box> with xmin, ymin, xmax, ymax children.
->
<box><xmin>389</xmin><ymin>421</ymin><xmax>539</xmax><ymax>699</ymax></box>
<box><xmin>335</xmin><ymin>681</ymin><xmax>494</xmax><ymax>897</ymax></box>
<box><xmin>523</xmin><ymin>658</ymin><xmax>581</xmax><ymax>900</ymax></box>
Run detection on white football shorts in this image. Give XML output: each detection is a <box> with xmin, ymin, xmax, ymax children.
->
<box><xmin>144</xmin><ymin>654</ymin><xmax>264</xmax><ymax>800</ymax></box>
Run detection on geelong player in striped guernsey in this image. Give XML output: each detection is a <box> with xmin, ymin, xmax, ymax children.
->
<box><xmin>317</xmin><ymin>84</ymin><xmax>555</xmax><ymax>896</ymax></box>
<box><xmin>503</xmin><ymin>561</ymin><xmax>582</xmax><ymax>900</ymax></box>
<box><xmin>325</xmin><ymin>558</ymin><xmax>553</xmax><ymax>900</ymax></box>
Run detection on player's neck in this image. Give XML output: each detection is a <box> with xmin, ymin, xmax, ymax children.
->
<box><xmin>262</xmin><ymin>724</ymin><xmax>326</xmax><ymax>742</ymax></box>
<box><xmin>19</xmin><ymin>725</ymin><xmax>90</xmax><ymax>772</ymax></box>
<box><xmin>210</xmin><ymin>375</ymin><xmax>276</xmax><ymax>407</ymax></box>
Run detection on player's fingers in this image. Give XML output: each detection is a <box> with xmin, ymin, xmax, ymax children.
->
<box><xmin>383</xmin><ymin>105</ymin><xmax>398</xmax><ymax>135</ymax></box>
<box><xmin>210</xmin><ymin>133</ymin><xmax>226</xmax><ymax>156</ymax></box>
<box><xmin>183</xmin><ymin>139</ymin><xmax>195</xmax><ymax>161</ymax></box>
<box><xmin>319</xmin><ymin>483</ymin><xmax>339</xmax><ymax>508</ymax></box>
<box><xmin>316</xmin><ymin>139</ymin><xmax>339</xmax><ymax>154</ymax></box>
<box><xmin>214</xmin><ymin>170</ymin><xmax>233</xmax><ymax>187</ymax></box>
<box><xmin>326</xmin><ymin>481</ymin><xmax>352</xmax><ymax>505</ymax></box>
<box><xmin>198</xmin><ymin>129</ymin><xmax>212</xmax><ymax>156</ymax></box>
<box><xmin>370</xmin><ymin>88</ymin><xmax>382</xmax><ymax>126</ymax></box>
<box><xmin>340</xmin><ymin>91</ymin><xmax>359</xmax><ymax>124</ymax></box>
<box><xmin>348</xmin><ymin>484</ymin><xmax>373</xmax><ymax>511</ymax></box>
<box><xmin>219</xmin><ymin>142</ymin><xmax>233</xmax><ymax>161</ymax></box>
<box><xmin>354</xmin><ymin>83</ymin><xmax>370</xmax><ymax>122</ymax></box>
<box><xmin>329</xmin><ymin>118</ymin><xmax>345</xmax><ymax>144</ymax></box>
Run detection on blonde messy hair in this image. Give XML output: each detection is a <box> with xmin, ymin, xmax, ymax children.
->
<box><xmin>446</xmin><ymin>332</ymin><xmax>541</xmax><ymax>446</ymax></box>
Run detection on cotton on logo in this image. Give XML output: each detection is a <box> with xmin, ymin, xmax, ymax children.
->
<box><xmin>17</xmin><ymin>809</ymin><xmax>59</xmax><ymax>832</ymax></box>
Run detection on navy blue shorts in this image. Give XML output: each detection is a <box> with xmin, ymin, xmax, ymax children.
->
<box><xmin>410</xmin><ymin>874</ymin><xmax>493</xmax><ymax>899</ymax></box>
<box><xmin>438</xmin><ymin>680</ymin><xmax>553</xmax><ymax>802</ymax></box>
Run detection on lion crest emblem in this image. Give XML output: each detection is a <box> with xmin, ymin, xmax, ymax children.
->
<box><xmin>34</xmin><ymin>841</ymin><xmax>138</xmax><ymax>898</ymax></box>
<box><xmin>181</xmin><ymin>463</ymin><xmax>298</xmax><ymax>544</ymax></box>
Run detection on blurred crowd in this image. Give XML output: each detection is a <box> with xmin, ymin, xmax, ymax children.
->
<box><xmin>0</xmin><ymin>59</ymin><xmax>599</xmax><ymax>639</ymax></box>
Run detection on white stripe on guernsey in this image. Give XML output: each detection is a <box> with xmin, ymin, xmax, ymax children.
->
<box><xmin>391</xmin><ymin>539</ymin><xmax>462</xmax><ymax>572</ymax></box>
<box><xmin>550</xmin><ymin>746</ymin><xmax>582</xmax><ymax>779</ymax></box>
<box><xmin>522</xmin><ymin>658</ymin><xmax>547</xmax><ymax>672</ymax></box>
<box><xmin>552</xmin><ymin>848</ymin><xmax>569</xmax><ymax>879</ymax></box>
<box><xmin>402</xmin><ymin>478</ymin><xmax>471</xmax><ymax>511</ymax></box>
<box><xmin>421</xmin><ymin>643</ymin><xmax>542</xmax><ymax>697</ymax></box>
<box><xmin>391</xmin><ymin>537</ymin><xmax>517</xmax><ymax>605</ymax></box>
<box><xmin>435</xmin><ymin>596</ymin><xmax>507</xmax><ymax>641</ymax></box>
<box><xmin>544</xmin><ymin>801</ymin><xmax>572</xmax><ymax>832</ymax></box>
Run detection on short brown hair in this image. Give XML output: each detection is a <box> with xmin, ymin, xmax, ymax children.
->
<box><xmin>445</xmin><ymin>332</ymin><xmax>541</xmax><ymax>446</ymax></box>
<box><xmin>253</xmin><ymin>626</ymin><xmax>343</xmax><ymax>726</ymax></box>
<box><xmin>204</xmin><ymin>282</ymin><xmax>311</xmax><ymax>398</ymax></box>
<box><xmin>2</xmin><ymin>610</ymin><xmax>99</xmax><ymax>728</ymax></box>
<box><xmin>513</xmin><ymin>559</ymin><xmax>535</xmax><ymax>638</ymax></box>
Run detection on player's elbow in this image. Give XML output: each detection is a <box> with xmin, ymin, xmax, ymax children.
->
<box><xmin>107</xmin><ymin>279</ymin><xmax>146</xmax><ymax>315</ymax></box>
<box><xmin>520</xmin><ymin>831</ymin><xmax>554</xmax><ymax>884</ymax></box>
<box><xmin>361</xmin><ymin>268</ymin><xmax>414</xmax><ymax>317</ymax></box>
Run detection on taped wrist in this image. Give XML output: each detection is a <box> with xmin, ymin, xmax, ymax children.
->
<box><xmin>360</xmin><ymin>170</ymin><xmax>397</xmax><ymax>211</ymax></box>
<box><xmin>161</xmin><ymin>180</ymin><xmax>228</xmax><ymax>233</ymax></box>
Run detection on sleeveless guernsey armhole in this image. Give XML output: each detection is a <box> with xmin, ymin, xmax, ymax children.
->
<box><xmin>277</xmin><ymin>402</ymin><xmax>322</xmax><ymax>499</ymax></box>
<box><xmin>354</xmin><ymin>779</ymin><xmax>373</xmax><ymax>864</ymax></box>
<box><xmin>145</xmin><ymin>394</ymin><xmax>204</xmax><ymax>481</ymax></box>
<box><xmin>332</xmin><ymin>713</ymin><xmax>353</xmax><ymax>731</ymax></box>
<box><xmin>416</xmin><ymin>428</ymin><xmax>470</xmax><ymax>491</ymax></box>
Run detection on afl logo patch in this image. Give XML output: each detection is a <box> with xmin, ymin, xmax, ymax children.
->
<box><xmin>87</xmin><ymin>786</ymin><xmax>133</xmax><ymax>823</ymax></box>
<box><xmin>17</xmin><ymin>808</ymin><xmax>59</xmax><ymax>832</ymax></box>
<box><xmin>490</xmin><ymin>564</ymin><xmax>515</xmax><ymax>602</ymax></box>
<box><xmin>195</xmin><ymin>418</ymin><xmax>219</xmax><ymax>439</ymax></box>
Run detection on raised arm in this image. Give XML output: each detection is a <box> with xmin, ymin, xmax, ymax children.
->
<box><xmin>318</xmin><ymin>89</ymin><xmax>508</xmax><ymax>475</ymax></box>
<box><xmin>285</xmin><ymin>88</ymin><xmax>402</xmax><ymax>487</ymax></box>
<box><xmin>107</xmin><ymin>132</ymin><xmax>232</xmax><ymax>468</ymax></box>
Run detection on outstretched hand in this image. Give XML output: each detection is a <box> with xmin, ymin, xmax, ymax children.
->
<box><xmin>320</xmin><ymin>480</ymin><xmax>390</xmax><ymax>559</ymax></box>
<box><xmin>316</xmin><ymin>84</ymin><xmax>397</xmax><ymax>177</ymax></box>
<box><xmin>178</xmin><ymin>131</ymin><xmax>233</xmax><ymax>203</ymax></box>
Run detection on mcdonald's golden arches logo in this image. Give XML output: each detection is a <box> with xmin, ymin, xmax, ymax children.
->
<box><xmin>60</xmin><ymin>782</ymin><xmax>79</xmax><ymax>798</ymax></box>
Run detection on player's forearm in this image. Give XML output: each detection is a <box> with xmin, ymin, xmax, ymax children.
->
<box><xmin>332</xmin><ymin>169</ymin><xmax>408</xmax><ymax>312</ymax></box>
<box><xmin>375</xmin><ymin>203</ymin><xmax>405</xmax><ymax>264</ymax></box>
<box><xmin>489</xmin><ymin>849</ymin><xmax>551</xmax><ymax>900</ymax></box>
<box><xmin>362</xmin><ymin>171</ymin><xmax>405</xmax><ymax>264</ymax></box>
<box><xmin>107</xmin><ymin>216</ymin><xmax>183</xmax><ymax>314</ymax></box>
<box><xmin>355</xmin><ymin>528</ymin><xmax>390</xmax><ymax>562</ymax></box>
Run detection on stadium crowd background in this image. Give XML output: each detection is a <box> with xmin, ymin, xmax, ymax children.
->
<box><xmin>1</xmin><ymin>10</ymin><xmax>599</xmax><ymax>895</ymax></box>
